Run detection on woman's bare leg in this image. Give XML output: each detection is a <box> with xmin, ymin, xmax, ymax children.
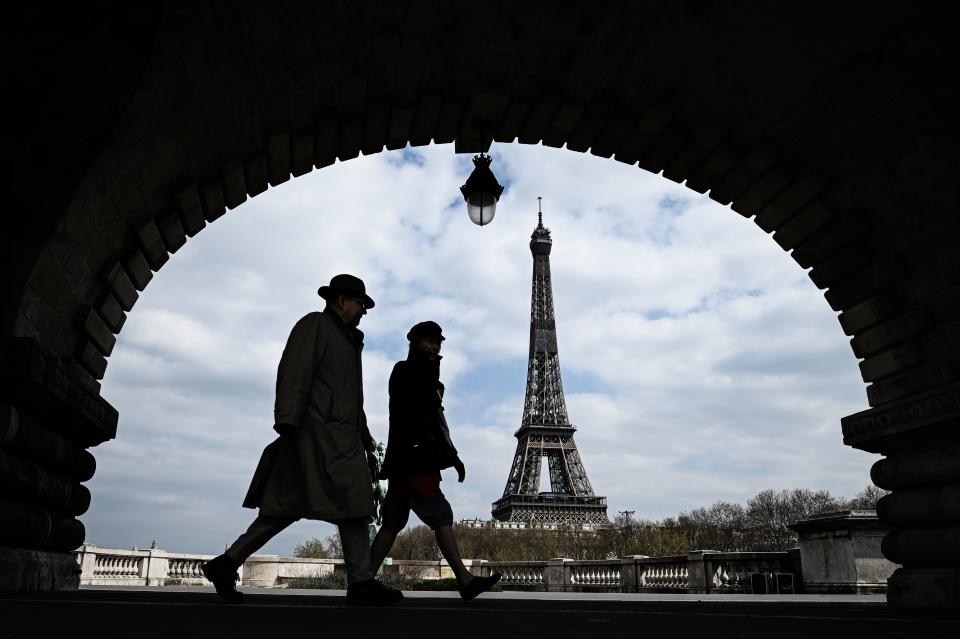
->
<box><xmin>435</xmin><ymin>525</ymin><xmax>473</xmax><ymax>588</ymax></box>
<box><xmin>370</xmin><ymin>526</ymin><xmax>399</xmax><ymax>575</ymax></box>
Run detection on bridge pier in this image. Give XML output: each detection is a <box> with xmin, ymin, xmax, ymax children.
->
<box><xmin>0</xmin><ymin>339</ymin><xmax>117</xmax><ymax>591</ymax></box>
<box><xmin>843</xmin><ymin>383</ymin><xmax>960</xmax><ymax>608</ymax></box>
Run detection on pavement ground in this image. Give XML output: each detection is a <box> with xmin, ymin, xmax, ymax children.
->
<box><xmin>1</xmin><ymin>586</ymin><xmax>957</xmax><ymax>639</ymax></box>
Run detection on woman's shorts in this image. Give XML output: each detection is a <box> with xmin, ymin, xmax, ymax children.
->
<box><xmin>380</xmin><ymin>485</ymin><xmax>454</xmax><ymax>531</ymax></box>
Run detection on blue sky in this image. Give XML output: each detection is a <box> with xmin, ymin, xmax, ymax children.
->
<box><xmin>86</xmin><ymin>143</ymin><xmax>877</xmax><ymax>556</ymax></box>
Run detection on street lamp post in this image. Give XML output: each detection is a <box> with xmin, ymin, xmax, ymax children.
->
<box><xmin>459</xmin><ymin>152</ymin><xmax>505</xmax><ymax>226</ymax></box>
<box><xmin>618</xmin><ymin>510</ymin><xmax>636</xmax><ymax>557</ymax></box>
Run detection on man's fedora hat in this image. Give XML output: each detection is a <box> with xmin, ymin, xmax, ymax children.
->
<box><xmin>318</xmin><ymin>274</ymin><xmax>375</xmax><ymax>309</ymax></box>
<box><xmin>407</xmin><ymin>320</ymin><xmax>445</xmax><ymax>343</ymax></box>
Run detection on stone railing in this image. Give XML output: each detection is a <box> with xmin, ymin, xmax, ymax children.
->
<box><xmin>494</xmin><ymin>561</ymin><xmax>546</xmax><ymax>588</ymax></box>
<box><xmin>80</xmin><ymin>521</ymin><xmax>896</xmax><ymax>596</ymax></box>
<box><xmin>482</xmin><ymin>550</ymin><xmax>801</xmax><ymax>593</ymax></box>
<box><xmin>74</xmin><ymin>545</ymin><xmax>475</xmax><ymax>588</ymax></box>
<box><xmin>635</xmin><ymin>555</ymin><xmax>690</xmax><ymax>590</ymax></box>
<box><xmin>74</xmin><ymin>545</ymin><xmax>228</xmax><ymax>587</ymax></box>
<box><xmin>75</xmin><ymin>545</ymin><xmax>798</xmax><ymax>593</ymax></box>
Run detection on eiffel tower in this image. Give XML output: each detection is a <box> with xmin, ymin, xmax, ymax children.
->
<box><xmin>491</xmin><ymin>199</ymin><xmax>609</xmax><ymax>528</ymax></box>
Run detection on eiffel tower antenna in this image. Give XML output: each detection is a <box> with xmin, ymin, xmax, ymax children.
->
<box><xmin>491</xmin><ymin>198</ymin><xmax>609</xmax><ymax>528</ymax></box>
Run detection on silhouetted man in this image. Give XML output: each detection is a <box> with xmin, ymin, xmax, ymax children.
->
<box><xmin>202</xmin><ymin>274</ymin><xmax>402</xmax><ymax>604</ymax></box>
<box><xmin>372</xmin><ymin>321</ymin><xmax>501</xmax><ymax>601</ymax></box>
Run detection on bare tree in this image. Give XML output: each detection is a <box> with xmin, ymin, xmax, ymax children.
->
<box><xmin>294</xmin><ymin>532</ymin><xmax>342</xmax><ymax>559</ymax></box>
<box><xmin>843</xmin><ymin>484</ymin><xmax>889</xmax><ymax>510</ymax></box>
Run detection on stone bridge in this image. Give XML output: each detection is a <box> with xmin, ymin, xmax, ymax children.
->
<box><xmin>1</xmin><ymin>1</ymin><xmax>958</xmax><ymax>610</ymax></box>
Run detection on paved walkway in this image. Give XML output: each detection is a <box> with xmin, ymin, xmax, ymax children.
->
<box><xmin>2</xmin><ymin>587</ymin><xmax>955</xmax><ymax>639</ymax></box>
<box><xmin>84</xmin><ymin>583</ymin><xmax>891</xmax><ymax>602</ymax></box>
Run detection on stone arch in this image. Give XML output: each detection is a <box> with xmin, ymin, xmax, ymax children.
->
<box><xmin>47</xmin><ymin>115</ymin><xmax>852</xmax><ymax>390</ymax></box>
<box><xmin>2</xmin><ymin>2</ymin><xmax>957</xmax><ymax>606</ymax></box>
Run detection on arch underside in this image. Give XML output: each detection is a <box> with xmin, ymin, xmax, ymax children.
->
<box><xmin>2</xmin><ymin>2</ymin><xmax>958</xmax><ymax>605</ymax></box>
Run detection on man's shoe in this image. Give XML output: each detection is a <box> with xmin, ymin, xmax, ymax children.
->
<box><xmin>202</xmin><ymin>554</ymin><xmax>243</xmax><ymax>603</ymax></box>
<box><xmin>459</xmin><ymin>572</ymin><xmax>502</xmax><ymax>602</ymax></box>
<box><xmin>345</xmin><ymin>579</ymin><xmax>404</xmax><ymax>605</ymax></box>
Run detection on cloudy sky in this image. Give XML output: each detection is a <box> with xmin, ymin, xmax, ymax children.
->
<box><xmin>86</xmin><ymin>143</ymin><xmax>878</xmax><ymax>556</ymax></box>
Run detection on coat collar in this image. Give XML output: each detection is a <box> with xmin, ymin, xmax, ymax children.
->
<box><xmin>323</xmin><ymin>309</ymin><xmax>365</xmax><ymax>350</ymax></box>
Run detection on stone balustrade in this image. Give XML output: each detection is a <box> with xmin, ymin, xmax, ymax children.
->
<box><xmin>74</xmin><ymin>545</ymin><xmax>230</xmax><ymax>587</ymax></box>
<box><xmin>483</xmin><ymin>550</ymin><xmax>801</xmax><ymax>593</ymax></box>
<box><xmin>74</xmin><ymin>545</ymin><xmax>473</xmax><ymax>588</ymax></box>
<box><xmin>72</xmin><ymin>546</ymin><xmax>803</xmax><ymax>593</ymax></box>
<box><xmin>75</xmin><ymin>512</ymin><xmax>894</xmax><ymax>594</ymax></box>
<box><xmin>634</xmin><ymin>555</ymin><xmax>690</xmax><ymax>590</ymax></box>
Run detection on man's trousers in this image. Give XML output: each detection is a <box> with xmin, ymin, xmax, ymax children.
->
<box><xmin>224</xmin><ymin>514</ymin><xmax>372</xmax><ymax>584</ymax></box>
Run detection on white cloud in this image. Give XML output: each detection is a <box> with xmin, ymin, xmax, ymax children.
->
<box><xmin>87</xmin><ymin>143</ymin><xmax>877</xmax><ymax>556</ymax></box>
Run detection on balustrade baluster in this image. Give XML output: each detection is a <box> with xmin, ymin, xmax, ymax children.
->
<box><xmin>719</xmin><ymin>564</ymin><xmax>731</xmax><ymax>589</ymax></box>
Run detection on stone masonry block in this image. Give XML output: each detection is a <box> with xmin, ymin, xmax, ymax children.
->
<box><xmin>77</xmin><ymin>341</ymin><xmax>107</xmax><ymax>381</ymax></box>
<box><xmin>859</xmin><ymin>341</ymin><xmax>923</xmax><ymax>383</ymax></box>
<box><xmin>635</xmin><ymin>121</ymin><xmax>687</xmax><ymax>174</ymax></box>
<box><xmin>773</xmin><ymin>201</ymin><xmax>832</xmax><ymax>251</ymax></box>
<box><xmin>386</xmin><ymin>104</ymin><xmax>414</xmax><ymax>150</ymax></box>
<box><xmin>732</xmin><ymin>169</ymin><xmax>789</xmax><ymax>218</ymax></box>
<box><xmin>266</xmin><ymin>133</ymin><xmax>291</xmax><ymax>186</ymax></box>
<box><xmin>0</xmin><ymin>547</ymin><xmax>80</xmax><ymax>591</ymax></box>
<box><xmin>361</xmin><ymin>104</ymin><xmax>389</xmax><ymax>155</ymax></box>
<box><xmin>315</xmin><ymin>114</ymin><xmax>338</xmax><ymax>168</ymax></box>
<box><xmin>591</xmin><ymin>112</ymin><xmax>633</xmax><ymax>159</ymax></box>
<box><xmin>824</xmin><ymin>269</ymin><xmax>885</xmax><ymax>313</ymax></box>
<box><xmin>808</xmin><ymin>245</ymin><xmax>872</xmax><ymax>289</ymax></box>
<box><xmin>136</xmin><ymin>219</ymin><xmax>169</xmax><ymax>271</ymax></box>
<box><xmin>338</xmin><ymin>75</ymin><xmax>366</xmax><ymax>115</ymax></box>
<box><xmin>410</xmin><ymin>95</ymin><xmax>442</xmax><ymax>147</ymax></box>
<box><xmin>124</xmin><ymin>250</ymin><xmax>153</xmax><ymax>292</ymax></box>
<box><xmin>619</xmin><ymin>108</ymin><xmax>673</xmax><ymax>168</ymax></box>
<box><xmin>455</xmin><ymin>89</ymin><xmax>510</xmax><ymax>153</ymax></box>
<box><xmin>157</xmin><ymin>211</ymin><xmax>187</xmax><ymax>254</ymax></box>
<box><xmin>103</xmin><ymin>262</ymin><xmax>138</xmax><ymax>312</ymax></box>
<box><xmin>49</xmin><ymin>237</ymin><xmax>95</xmax><ymax>304</ymax></box>
<box><xmin>64</xmin><ymin>358</ymin><xmax>99</xmax><ymax>394</ymax></box>
<box><xmin>97</xmin><ymin>293</ymin><xmax>126</xmax><ymax>334</ymax></box>
<box><xmin>542</xmin><ymin>102</ymin><xmax>584</xmax><ymax>149</ymax></box>
<box><xmin>866</xmin><ymin>361</ymin><xmax>956</xmax><ymax>408</ymax></box>
<box><xmin>851</xmin><ymin>309</ymin><xmax>930</xmax><ymax>358</ymax></box>
<box><xmin>291</xmin><ymin>133</ymin><xmax>316</xmax><ymax>175</ymax></box>
<box><xmin>220</xmin><ymin>159</ymin><xmax>247</xmax><ymax>209</ymax></box>
<box><xmin>754</xmin><ymin>175</ymin><xmax>822</xmax><ymax>233</ymax></box>
<box><xmin>518</xmin><ymin>96</ymin><xmax>560</xmax><ymax>146</ymax></box>
<box><xmin>338</xmin><ymin>120</ymin><xmax>362</xmax><ymax>161</ymax></box>
<box><xmin>433</xmin><ymin>98</ymin><xmax>464</xmax><ymax>145</ymax></box>
<box><xmin>493</xmin><ymin>97</ymin><xmax>530</xmax><ymax>144</ymax></box>
<box><xmin>200</xmin><ymin>182</ymin><xmax>227</xmax><ymax>222</ymax></box>
<box><xmin>839</xmin><ymin>293</ymin><xmax>908</xmax><ymax>336</ymax></box>
<box><xmin>244</xmin><ymin>154</ymin><xmax>268</xmax><ymax>197</ymax></box>
<box><xmin>662</xmin><ymin>125</ymin><xmax>725</xmax><ymax>185</ymax></box>
<box><xmin>685</xmin><ymin>144</ymin><xmax>740</xmax><ymax>196</ymax></box>
<box><xmin>175</xmin><ymin>185</ymin><xmax>206</xmax><ymax>236</ymax></box>
<box><xmin>81</xmin><ymin>307</ymin><xmax>116</xmax><ymax>357</ymax></box>
<box><xmin>565</xmin><ymin>101</ymin><xmax>611</xmax><ymax>153</ymax></box>
<box><xmin>709</xmin><ymin>149</ymin><xmax>776</xmax><ymax>211</ymax></box>
<box><xmin>790</xmin><ymin>219</ymin><xmax>862</xmax><ymax>270</ymax></box>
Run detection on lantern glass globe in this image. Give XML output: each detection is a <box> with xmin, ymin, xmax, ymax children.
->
<box><xmin>466</xmin><ymin>192</ymin><xmax>498</xmax><ymax>226</ymax></box>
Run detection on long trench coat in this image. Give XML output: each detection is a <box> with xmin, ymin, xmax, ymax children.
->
<box><xmin>242</xmin><ymin>311</ymin><xmax>375</xmax><ymax>521</ymax></box>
